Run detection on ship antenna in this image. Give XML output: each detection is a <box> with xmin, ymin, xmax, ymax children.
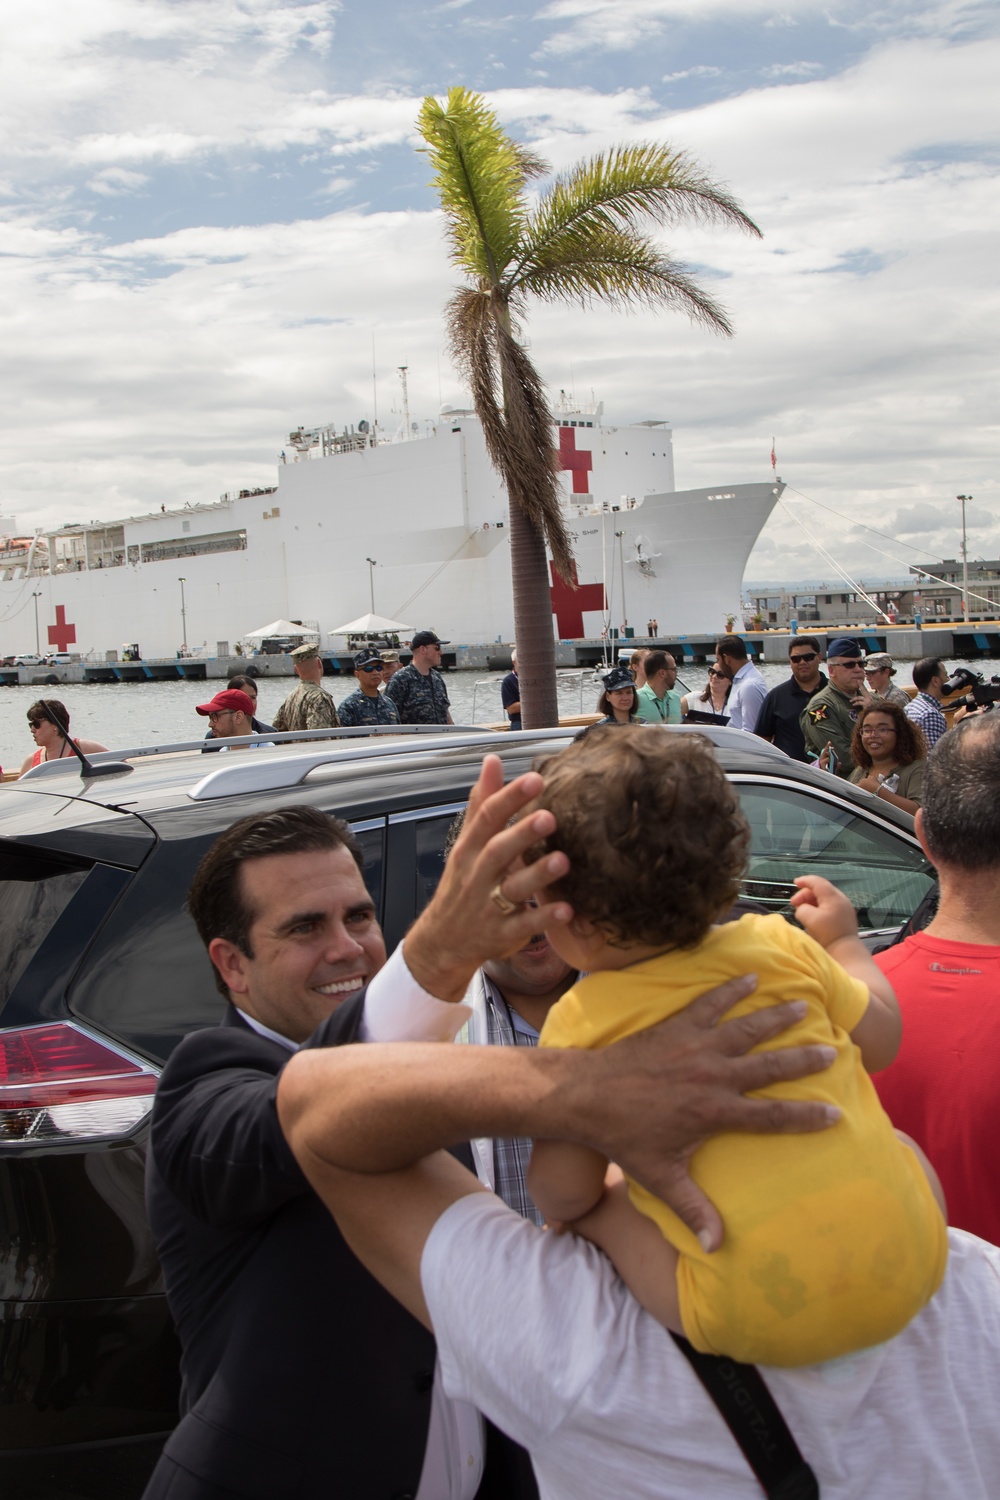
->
<box><xmin>398</xmin><ymin>365</ymin><xmax>410</xmax><ymax>440</ymax></box>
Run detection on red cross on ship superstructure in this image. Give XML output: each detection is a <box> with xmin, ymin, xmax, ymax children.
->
<box><xmin>47</xmin><ymin>605</ymin><xmax>77</xmax><ymax>653</ymax></box>
<box><xmin>558</xmin><ymin>426</ymin><xmax>593</xmax><ymax>494</ymax></box>
<box><xmin>550</xmin><ymin>561</ymin><xmax>606</xmax><ymax>640</ymax></box>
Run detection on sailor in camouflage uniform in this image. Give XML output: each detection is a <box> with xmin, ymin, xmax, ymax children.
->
<box><xmin>384</xmin><ymin>630</ymin><xmax>453</xmax><ymax>726</ymax></box>
<box><xmin>799</xmin><ymin>636</ymin><xmax>866</xmax><ymax>777</ymax></box>
<box><xmin>272</xmin><ymin>642</ymin><xmax>340</xmax><ymax>733</ymax></box>
<box><xmin>337</xmin><ymin>649</ymin><xmax>401</xmax><ymax>730</ymax></box>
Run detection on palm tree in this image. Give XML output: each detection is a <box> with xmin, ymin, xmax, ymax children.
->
<box><xmin>417</xmin><ymin>87</ymin><xmax>761</xmax><ymax>728</ymax></box>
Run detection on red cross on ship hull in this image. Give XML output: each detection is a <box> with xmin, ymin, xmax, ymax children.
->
<box><xmin>550</xmin><ymin>562</ymin><xmax>606</xmax><ymax>640</ymax></box>
<box><xmin>47</xmin><ymin>605</ymin><xmax>77</xmax><ymax>653</ymax></box>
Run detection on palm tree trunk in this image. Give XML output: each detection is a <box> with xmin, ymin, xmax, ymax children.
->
<box><xmin>507</xmin><ymin>498</ymin><xmax>560</xmax><ymax>728</ymax></box>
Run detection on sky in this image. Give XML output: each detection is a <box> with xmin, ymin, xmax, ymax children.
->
<box><xmin>0</xmin><ymin>0</ymin><xmax>997</xmax><ymax>591</ymax></box>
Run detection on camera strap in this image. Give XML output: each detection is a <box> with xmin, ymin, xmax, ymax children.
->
<box><xmin>670</xmin><ymin>1333</ymin><xmax>819</xmax><ymax>1499</ymax></box>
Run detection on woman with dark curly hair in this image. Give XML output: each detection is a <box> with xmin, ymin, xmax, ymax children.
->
<box><xmin>848</xmin><ymin>700</ymin><xmax>927</xmax><ymax>815</ymax></box>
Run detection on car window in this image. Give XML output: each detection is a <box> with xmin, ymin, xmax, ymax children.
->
<box><xmin>735</xmin><ymin>781</ymin><xmax>936</xmax><ymax>932</ymax></box>
<box><xmin>413</xmin><ymin>812</ymin><xmax>463</xmax><ymax>915</ymax></box>
<box><xmin>0</xmin><ymin>847</ymin><xmax>91</xmax><ymax>1008</ymax></box>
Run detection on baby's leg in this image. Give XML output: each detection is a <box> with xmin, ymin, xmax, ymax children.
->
<box><xmin>571</xmin><ymin>1165</ymin><xmax>684</xmax><ymax>1335</ymax></box>
<box><xmin>895</xmin><ymin>1129</ymin><xmax>947</xmax><ymax>1219</ymax></box>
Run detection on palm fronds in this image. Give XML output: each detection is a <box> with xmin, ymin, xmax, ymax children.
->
<box><xmin>417</xmin><ymin>88</ymin><xmax>540</xmax><ymax>284</ymax></box>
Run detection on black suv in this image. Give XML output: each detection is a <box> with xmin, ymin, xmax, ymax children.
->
<box><xmin>0</xmin><ymin>727</ymin><xmax>935</xmax><ymax>1497</ymax></box>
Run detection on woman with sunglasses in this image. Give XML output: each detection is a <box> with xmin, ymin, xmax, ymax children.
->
<box><xmin>19</xmin><ymin>699</ymin><xmax>107</xmax><ymax>777</ymax></box>
<box><xmin>846</xmin><ymin>700</ymin><xmax>927</xmax><ymax>815</ymax></box>
<box><xmin>681</xmin><ymin>665</ymin><xmax>730</xmax><ymax>721</ymax></box>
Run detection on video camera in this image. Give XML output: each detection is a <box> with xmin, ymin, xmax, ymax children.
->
<box><xmin>943</xmin><ymin>666</ymin><xmax>1000</xmax><ymax>714</ymax></box>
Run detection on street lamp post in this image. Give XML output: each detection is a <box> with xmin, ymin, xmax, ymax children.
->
<box><xmin>365</xmin><ymin>558</ymin><xmax>377</xmax><ymax>615</ymax></box>
<box><xmin>957</xmin><ymin>496</ymin><xmax>972</xmax><ymax>622</ymax></box>
<box><xmin>31</xmin><ymin>592</ymin><xmax>42</xmax><ymax>656</ymax></box>
<box><xmin>178</xmin><ymin>577</ymin><xmax>188</xmax><ymax>653</ymax></box>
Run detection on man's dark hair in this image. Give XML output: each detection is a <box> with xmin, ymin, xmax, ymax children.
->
<box><xmin>188</xmin><ymin>806</ymin><xmax>362</xmax><ymax>997</ymax></box>
<box><xmin>28</xmin><ymin>698</ymin><xmax>70</xmax><ymax>732</ymax></box>
<box><xmin>533</xmin><ymin>731</ymin><xmax>748</xmax><ymax>948</ymax></box>
<box><xmin>921</xmin><ymin>716</ymin><xmax>1000</xmax><ymax>871</ymax></box>
<box><xmin>912</xmin><ymin>657</ymin><xmax>944</xmax><ymax>692</ymax></box>
<box><xmin>716</xmin><ymin>635</ymin><xmax>748</xmax><ymax>662</ymax></box>
<box><xmin>788</xmin><ymin>636</ymin><xmax>821</xmax><ymax>656</ymax></box>
<box><xmin>644</xmin><ymin>650</ymin><xmax>671</xmax><ymax>677</ymax></box>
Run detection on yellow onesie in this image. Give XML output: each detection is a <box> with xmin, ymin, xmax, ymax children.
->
<box><xmin>538</xmin><ymin>913</ymin><xmax>947</xmax><ymax>1366</ymax></box>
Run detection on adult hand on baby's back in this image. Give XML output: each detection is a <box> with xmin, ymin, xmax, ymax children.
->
<box><xmin>571</xmin><ymin>977</ymin><xmax>839</xmax><ymax>1253</ymax></box>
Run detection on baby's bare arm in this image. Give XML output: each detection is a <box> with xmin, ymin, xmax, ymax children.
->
<box><xmin>791</xmin><ymin>875</ymin><xmax>900</xmax><ymax>1072</ymax></box>
<box><xmin>573</xmin><ymin>1167</ymin><xmax>684</xmax><ymax>1328</ymax></box>
<box><xmin>528</xmin><ymin>1138</ymin><xmax>608</xmax><ymax>1224</ymax></box>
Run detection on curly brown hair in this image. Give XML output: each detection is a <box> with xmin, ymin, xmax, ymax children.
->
<box><xmin>532</xmin><ymin>730</ymin><xmax>749</xmax><ymax>948</ymax></box>
<box><xmin>850</xmin><ymin>699</ymin><xmax>926</xmax><ymax>773</ymax></box>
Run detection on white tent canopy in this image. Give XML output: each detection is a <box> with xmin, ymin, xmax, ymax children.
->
<box><xmin>243</xmin><ymin>619</ymin><xmax>320</xmax><ymax>640</ymax></box>
<box><xmin>329</xmin><ymin>612</ymin><xmax>413</xmax><ymax>636</ymax></box>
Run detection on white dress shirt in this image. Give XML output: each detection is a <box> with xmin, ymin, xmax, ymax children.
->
<box><xmin>726</xmin><ymin>660</ymin><xmax>768</xmax><ymax>732</ymax></box>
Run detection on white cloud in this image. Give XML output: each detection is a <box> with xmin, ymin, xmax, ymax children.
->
<box><xmin>0</xmin><ymin>5</ymin><xmax>997</xmax><ymax>587</ymax></box>
<box><xmin>760</xmin><ymin>60</ymin><xmax>823</xmax><ymax>76</ymax></box>
<box><xmin>663</xmin><ymin>65</ymin><xmax>724</xmax><ymax>81</ymax></box>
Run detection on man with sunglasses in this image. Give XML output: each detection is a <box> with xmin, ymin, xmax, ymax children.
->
<box><xmin>800</xmin><ymin>637</ymin><xmax>867</xmax><ymax>777</ymax></box>
<box><xmin>754</xmin><ymin>637</ymin><xmax>827</xmax><ymax>762</ymax></box>
<box><xmin>337</xmin><ymin>648</ymin><xmax>401</xmax><ymax>729</ymax></box>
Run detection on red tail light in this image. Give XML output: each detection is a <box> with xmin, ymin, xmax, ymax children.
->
<box><xmin>0</xmin><ymin>1021</ymin><xmax>159</xmax><ymax>1143</ymax></box>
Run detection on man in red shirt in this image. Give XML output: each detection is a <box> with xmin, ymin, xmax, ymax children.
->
<box><xmin>874</xmin><ymin>713</ymin><xmax>1000</xmax><ymax>1244</ymax></box>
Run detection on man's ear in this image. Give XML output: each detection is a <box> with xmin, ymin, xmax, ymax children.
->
<box><xmin>208</xmin><ymin>937</ymin><xmax>252</xmax><ymax>997</ymax></box>
<box><xmin>913</xmin><ymin>809</ymin><xmax>933</xmax><ymax>864</ymax></box>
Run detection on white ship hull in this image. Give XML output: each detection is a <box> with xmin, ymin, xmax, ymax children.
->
<box><xmin>0</xmin><ymin>406</ymin><xmax>781</xmax><ymax>659</ymax></box>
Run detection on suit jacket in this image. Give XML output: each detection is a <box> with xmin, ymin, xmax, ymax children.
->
<box><xmin>143</xmin><ymin>994</ymin><xmax>439</xmax><ymax>1500</ymax></box>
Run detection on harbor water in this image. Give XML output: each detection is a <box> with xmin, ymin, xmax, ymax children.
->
<box><xmin>0</xmin><ymin>659</ymin><xmax>988</xmax><ymax>773</ymax></box>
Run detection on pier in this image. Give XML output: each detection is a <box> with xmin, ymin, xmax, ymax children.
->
<box><xmin>2</xmin><ymin>623</ymin><xmax>998</xmax><ymax>688</ymax></box>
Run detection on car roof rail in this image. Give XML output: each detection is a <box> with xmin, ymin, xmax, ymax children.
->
<box><xmin>186</xmin><ymin>726</ymin><xmax>583</xmax><ymax>801</ymax></box>
<box><xmin>16</xmin><ymin>723</ymin><xmax>494</xmax><ymax>783</ymax></box>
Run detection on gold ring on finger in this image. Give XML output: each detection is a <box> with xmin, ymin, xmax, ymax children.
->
<box><xmin>490</xmin><ymin>883</ymin><xmax>519</xmax><ymax>915</ymax></box>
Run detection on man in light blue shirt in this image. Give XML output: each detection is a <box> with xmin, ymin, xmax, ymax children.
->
<box><xmin>635</xmin><ymin>650</ymin><xmax>682</xmax><ymax>724</ymax></box>
<box><xmin>715</xmin><ymin>635</ymin><xmax>767</xmax><ymax>732</ymax></box>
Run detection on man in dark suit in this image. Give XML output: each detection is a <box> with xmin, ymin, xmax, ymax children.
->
<box><xmin>145</xmin><ymin>759</ymin><xmax>835</xmax><ymax>1499</ymax></box>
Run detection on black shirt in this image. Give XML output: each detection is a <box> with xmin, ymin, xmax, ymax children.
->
<box><xmin>755</xmin><ymin>672</ymin><xmax>828</xmax><ymax>761</ymax></box>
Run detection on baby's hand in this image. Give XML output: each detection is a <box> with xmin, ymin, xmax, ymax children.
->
<box><xmin>790</xmin><ymin>875</ymin><xmax>859</xmax><ymax>948</ymax></box>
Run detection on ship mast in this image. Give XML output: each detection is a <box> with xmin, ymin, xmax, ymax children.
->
<box><xmin>398</xmin><ymin>365</ymin><xmax>411</xmax><ymax>440</ymax></box>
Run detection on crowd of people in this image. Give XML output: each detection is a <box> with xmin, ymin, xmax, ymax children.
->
<box><xmin>133</xmin><ymin>630</ymin><xmax>999</xmax><ymax>1499</ymax></box>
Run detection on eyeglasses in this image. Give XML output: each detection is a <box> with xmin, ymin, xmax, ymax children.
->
<box><xmin>207</xmin><ymin>710</ymin><xmax>236</xmax><ymax>722</ymax></box>
<box><xmin>359</xmin><ymin>662</ymin><xmax>383</xmax><ymax>671</ymax></box>
<box><xmin>789</xmin><ymin>652</ymin><xmax>818</xmax><ymax>664</ymax></box>
<box><xmin>861</xmin><ymin>724</ymin><xmax>896</xmax><ymax>736</ymax></box>
<box><xmin>708</xmin><ymin>669</ymin><xmax>724</xmax><ymax>678</ymax></box>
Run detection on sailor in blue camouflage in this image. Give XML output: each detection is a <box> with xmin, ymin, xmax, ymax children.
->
<box><xmin>384</xmin><ymin>630</ymin><xmax>453</xmax><ymax>725</ymax></box>
<box><xmin>337</xmin><ymin>649</ymin><xmax>401</xmax><ymax>729</ymax></box>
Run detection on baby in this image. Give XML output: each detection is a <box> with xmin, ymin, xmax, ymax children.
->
<box><xmin>526</xmin><ymin>729</ymin><xmax>947</xmax><ymax>1367</ymax></box>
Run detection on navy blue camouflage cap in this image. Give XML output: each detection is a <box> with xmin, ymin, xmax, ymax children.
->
<box><xmin>353</xmin><ymin>648</ymin><xmax>383</xmax><ymax>670</ymax></box>
<box><xmin>826</xmin><ymin>636</ymin><xmax>863</xmax><ymax>661</ymax></box>
<box><xmin>602</xmin><ymin>665</ymin><xmax>635</xmax><ymax>692</ymax></box>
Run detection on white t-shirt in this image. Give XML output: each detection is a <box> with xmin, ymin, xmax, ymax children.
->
<box><xmin>422</xmin><ymin>1195</ymin><xmax>1000</xmax><ymax>1500</ymax></box>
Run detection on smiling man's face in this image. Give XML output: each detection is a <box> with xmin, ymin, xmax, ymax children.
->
<box><xmin>210</xmin><ymin>846</ymin><xmax>386</xmax><ymax>1042</ymax></box>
